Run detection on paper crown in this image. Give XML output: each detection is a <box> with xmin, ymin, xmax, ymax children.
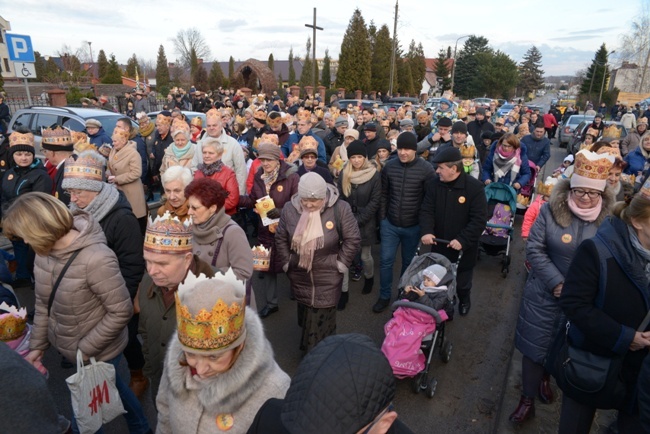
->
<box><xmin>175</xmin><ymin>270</ymin><xmax>246</xmax><ymax>354</ymax></box>
<box><xmin>298</xmin><ymin>135</ymin><xmax>318</xmax><ymax>151</ymax></box>
<box><xmin>171</xmin><ymin>118</ymin><xmax>190</xmax><ymax>134</ymax></box>
<box><xmin>456</xmin><ymin>107</ymin><xmax>468</xmax><ymax>119</ymax></box>
<box><xmin>260</xmin><ymin>133</ymin><xmax>279</xmax><ymax>146</ymax></box>
<box><xmin>253</xmin><ymin>110</ymin><xmax>267</xmax><ymax>123</ymax></box>
<box><xmin>71</xmin><ymin>131</ymin><xmax>88</xmax><ymax>145</ymax></box>
<box><xmin>460</xmin><ymin>144</ymin><xmax>476</xmax><ymax>159</ymax></box>
<box><xmin>252</xmin><ymin>245</ymin><xmax>271</xmax><ymax>271</ymax></box>
<box><xmin>156</xmin><ymin>113</ymin><xmax>172</xmax><ymax>126</ymax></box>
<box><xmin>144</xmin><ymin>212</ymin><xmax>193</xmax><ymax>254</ymax></box>
<box><xmin>314</xmin><ymin>109</ymin><xmax>324</xmax><ymax>120</ymax></box>
<box><xmin>416</xmin><ymin>111</ymin><xmax>429</xmax><ymax>121</ymax></box>
<box><xmin>573</xmin><ymin>150</ymin><xmax>614</xmax><ymax>181</ymax></box>
<box><xmin>0</xmin><ymin>302</ymin><xmax>27</xmax><ymax>342</ymax></box>
<box><xmin>42</xmin><ymin>125</ymin><xmax>72</xmax><ymax>147</ymax></box>
<box><xmin>329</xmin><ymin>107</ymin><xmax>340</xmax><ymax>118</ymax></box>
<box><xmin>537</xmin><ymin>176</ymin><xmax>558</xmax><ymax>197</ymax></box>
<box><xmin>112</xmin><ymin>128</ymin><xmax>130</xmax><ymax>142</ymax></box>
<box><xmin>206</xmin><ymin>108</ymin><xmax>220</xmax><ymax>119</ymax></box>
<box><xmin>641</xmin><ymin>177</ymin><xmax>650</xmax><ymax>201</ymax></box>
<box><xmin>586</xmin><ymin>127</ymin><xmax>600</xmax><ymax>138</ymax></box>
<box><xmin>190</xmin><ymin>117</ymin><xmax>203</xmax><ymax>128</ymax></box>
<box><xmin>595</xmin><ymin>146</ymin><xmax>621</xmax><ymax>158</ymax></box>
<box><xmin>136</xmin><ymin>112</ymin><xmax>150</xmax><ymax>125</ymax></box>
<box><xmin>602</xmin><ymin>124</ymin><xmax>621</xmax><ymax>139</ymax></box>
<box><xmin>297</xmin><ymin>110</ymin><xmax>312</xmax><ymax>123</ymax></box>
<box><xmin>62</xmin><ymin>151</ymin><xmax>105</xmax><ymax>191</ymax></box>
<box><xmin>9</xmin><ymin>131</ymin><xmax>34</xmax><ymax>147</ymax></box>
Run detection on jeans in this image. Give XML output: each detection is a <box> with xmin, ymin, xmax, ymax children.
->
<box><xmin>379</xmin><ymin>219</ymin><xmax>420</xmax><ymax>300</ymax></box>
<box><xmin>71</xmin><ymin>355</ymin><xmax>150</xmax><ymax>434</ymax></box>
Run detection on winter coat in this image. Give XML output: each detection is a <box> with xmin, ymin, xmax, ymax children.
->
<box><xmin>131</xmin><ymin>134</ymin><xmax>148</xmax><ymax>184</ymax></box>
<box><xmin>323</xmin><ymin>127</ymin><xmax>344</xmax><ymax>160</ymax></box>
<box><xmin>156</xmin><ymin>311</ymin><xmax>290</xmax><ymax>434</ymax></box>
<box><xmin>297</xmin><ymin>164</ymin><xmax>334</xmax><ymax>184</ymax></box>
<box><xmin>98</xmin><ymin>191</ymin><xmax>145</xmax><ymax>298</ymax></box>
<box><xmin>520</xmin><ymin>134</ymin><xmax>551</xmax><ymax>168</ymax></box>
<box><xmin>0</xmin><ymin>159</ymin><xmax>52</xmax><ymax>218</ymax></box>
<box><xmin>160</xmin><ymin>144</ymin><xmax>194</xmax><ymax>176</ymax></box>
<box><xmin>134</xmin><ymin>97</ymin><xmax>150</xmax><ymax>114</ymax></box>
<box><xmin>53</xmin><ymin>157</ymin><xmax>74</xmax><ymax>206</ymax></box>
<box><xmin>621</xmin><ymin>112</ymin><xmax>637</xmax><ymax>130</ymax></box>
<box><xmin>621</xmin><ymin>128</ymin><xmax>648</xmax><ymax>156</ymax></box>
<box><xmin>481</xmin><ymin>143</ymin><xmax>532</xmax><ymax>188</ymax></box>
<box><xmin>239</xmin><ymin>162</ymin><xmax>299</xmax><ymax>273</ymax></box>
<box><xmin>194</xmin><ymin>164</ymin><xmax>240</xmax><ymax>215</ymax></box>
<box><xmin>281</xmin><ymin>130</ymin><xmax>327</xmax><ymax>164</ymax></box>
<box><xmin>30</xmin><ymin>212</ymin><xmax>132</xmax><ymax>363</ymax></box>
<box><xmin>560</xmin><ymin>216</ymin><xmax>650</xmax><ymax>411</ymax></box>
<box><xmin>337</xmin><ymin>168</ymin><xmax>381</xmax><ymax>246</ymax></box>
<box><xmin>274</xmin><ymin>185</ymin><xmax>361</xmax><ymax>308</ymax></box>
<box><xmin>138</xmin><ymin>256</ymin><xmax>214</xmax><ymax>397</ymax></box>
<box><xmin>624</xmin><ymin>145</ymin><xmax>649</xmax><ymax>175</ymax></box>
<box><xmin>193</xmin><ymin>132</ymin><xmax>248</xmax><ymax>193</ymax></box>
<box><xmin>521</xmin><ymin>195</ymin><xmax>546</xmax><ymax>239</ymax></box>
<box><xmin>108</xmin><ymin>141</ymin><xmax>147</xmax><ymax>218</ymax></box>
<box><xmin>467</xmin><ymin>119</ymin><xmax>495</xmax><ymax>154</ymax></box>
<box><xmin>152</xmin><ymin>131</ymin><xmax>174</xmax><ymax>178</ymax></box>
<box><xmin>514</xmin><ymin>180</ymin><xmax>613</xmax><ymax>364</ymax></box>
<box><xmin>419</xmin><ymin>171</ymin><xmax>488</xmax><ymax>272</ymax></box>
<box><xmin>87</xmin><ymin>127</ymin><xmax>112</xmax><ymax>148</ymax></box>
<box><xmin>381</xmin><ymin>156</ymin><xmax>435</xmax><ymax>228</ymax></box>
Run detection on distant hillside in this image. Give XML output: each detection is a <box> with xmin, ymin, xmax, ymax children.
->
<box><xmin>544</xmin><ymin>75</ymin><xmax>574</xmax><ymax>84</ymax></box>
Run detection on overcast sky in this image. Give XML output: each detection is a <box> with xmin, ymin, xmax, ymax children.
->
<box><xmin>2</xmin><ymin>0</ymin><xmax>640</xmax><ymax>77</ymax></box>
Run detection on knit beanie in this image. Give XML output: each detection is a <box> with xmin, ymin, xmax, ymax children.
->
<box><xmin>62</xmin><ymin>150</ymin><xmax>106</xmax><ymax>192</ymax></box>
<box><xmin>422</xmin><ymin>264</ymin><xmax>447</xmax><ymax>286</ymax></box>
<box><xmin>346</xmin><ymin>140</ymin><xmax>367</xmax><ymax>158</ymax></box>
<box><xmin>451</xmin><ymin>121</ymin><xmax>468</xmax><ymax>135</ymax></box>
<box><xmin>396</xmin><ymin>132</ymin><xmax>417</xmax><ymax>151</ymax></box>
<box><xmin>298</xmin><ymin>172</ymin><xmax>327</xmax><ymax>199</ymax></box>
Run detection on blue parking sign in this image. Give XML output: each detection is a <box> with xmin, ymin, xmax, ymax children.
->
<box><xmin>6</xmin><ymin>34</ymin><xmax>35</xmax><ymax>63</ymax></box>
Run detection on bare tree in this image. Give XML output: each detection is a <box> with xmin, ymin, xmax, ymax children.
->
<box><xmin>617</xmin><ymin>0</ymin><xmax>650</xmax><ymax>92</ymax></box>
<box><xmin>171</xmin><ymin>28</ymin><xmax>212</xmax><ymax>68</ymax></box>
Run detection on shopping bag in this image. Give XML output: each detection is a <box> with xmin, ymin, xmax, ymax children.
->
<box><xmin>65</xmin><ymin>350</ymin><xmax>126</xmax><ymax>434</ymax></box>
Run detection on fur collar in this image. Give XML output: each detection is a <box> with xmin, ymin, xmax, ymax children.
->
<box><xmin>163</xmin><ymin>307</ymin><xmax>282</xmax><ymax>413</ymax></box>
<box><xmin>548</xmin><ymin>179</ymin><xmax>614</xmax><ymax>228</ymax></box>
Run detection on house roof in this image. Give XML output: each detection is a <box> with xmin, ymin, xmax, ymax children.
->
<box><xmin>425</xmin><ymin>58</ymin><xmax>454</xmax><ymax>72</ymax></box>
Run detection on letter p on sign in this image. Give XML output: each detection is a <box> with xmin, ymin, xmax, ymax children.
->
<box><xmin>6</xmin><ymin>34</ymin><xmax>35</xmax><ymax>63</ymax></box>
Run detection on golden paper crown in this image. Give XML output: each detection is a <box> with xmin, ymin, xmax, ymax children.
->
<box><xmin>42</xmin><ymin>126</ymin><xmax>72</xmax><ymax>146</ymax></box>
<box><xmin>297</xmin><ymin>110</ymin><xmax>312</xmax><ymax>123</ymax></box>
<box><xmin>136</xmin><ymin>112</ymin><xmax>150</xmax><ymax>125</ymax></box>
<box><xmin>112</xmin><ymin>128</ymin><xmax>130</xmax><ymax>142</ymax></box>
<box><xmin>536</xmin><ymin>176</ymin><xmax>558</xmax><ymax>197</ymax></box>
<box><xmin>456</xmin><ymin>107</ymin><xmax>468</xmax><ymax>119</ymax></box>
<box><xmin>595</xmin><ymin>146</ymin><xmax>621</xmax><ymax>158</ymax></box>
<box><xmin>206</xmin><ymin>108</ymin><xmax>220</xmax><ymax>119</ymax></box>
<box><xmin>175</xmin><ymin>270</ymin><xmax>246</xmax><ymax>353</ymax></box>
<box><xmin>641</xmin><ymin>177</ymin><xmax>650</xmax><ymax>201</ymax></box>
<box><xmin>460</xmin><ymin>144</ymin><xmax>476</xmax><ymax>159</ymax></box>
<box><xmin>156</xmin><ymin>113</ymin><xmax>172</xmax><ymax>126</ymax></box>
<box><xmin>314</xmin><ymin>109</ymin><xmax>324</xmax><ymax>120</ymax></box>
<box><xmin>190</xmin><ymin>117</ymin><xmax>203</xmax><ymax>128</ymax></box>
<box><xmin>574</xmin><ymin>150</ymin><xmax>614</xmax><ymax>181</ymax></box>
<box><xmin>0</xmin><ymin>302</ymin><xmax>27</xmax><ymax>342</ymax></box>
<box><xmin>63</xmin><ymin>152</ymin><xmax>105</xmax><ymax>183</ymax></box>
<box><xmin>586</xmin><ymin>128</ymin><xmax>599</xmax><ymax>138</ymax></box>
<box><xmin>253</xmin><ymin>110</ymin><xmax>267</xmax><ymax>123</ymax></box>
<box><xmin>9</xmin><ymin>131</ymin><xmax>34</xmax><ymax>147</ymax></box>
<box><xmin>144</xmin><ymin>212</ymin><xmax>193</xmax><ymax>254</ymax></box>
<box><xmin>639</xmin><ymin>117</ymin><xmax>649</xmax><ymax>126</ymax></box>
<box><xmin>602</xmin><ymin>124</ymin><xmax>621</xmax><ymax>139</ymax></box>
<box><xmin>71</xmin><ymin>131</ymin><xmax>88</xmax><ymax>145</ymax></box>
<box><xmin>235</xmin><ymin>115</ymin><xmax>246</xmax><ymax>125</ymax></box>
<box><xmin>252</xmin><ymin>245</ymin><xmax>271</xmax><ymax>271</ymax></box>
<box><xmin>171</xmin><ymin>118</ymin><xmax>190</xmax><ymax>134</ymax></box>
<box><xmin>260</xmin><ymin>133</ymin><xmax>279</xmax><ymax>146</ymax></box>
<box><xmin>416</xmin><ymin>111</ymin><xmax>429</xmax><ymax>121</ymax></box>
<box><xmin>329</xmin><ymin>107</ymin><xmax>340</xmax><ymax>119</ymax></box>
<box><xmin>299</xmin><ymin>135</ymin><xmax>318</xmax><ymax>151</ymax></box>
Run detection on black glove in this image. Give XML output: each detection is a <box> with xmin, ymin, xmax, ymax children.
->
<box><xmin>266</xmin><ymin>208</ymin><xmax>281</xmax><ymax>219</ymax></box>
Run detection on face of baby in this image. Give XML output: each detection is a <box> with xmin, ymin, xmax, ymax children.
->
<box><xmin>423</xmin><ymin>276</ymin><xmax>436</xmax><ymax>287</ymax></box>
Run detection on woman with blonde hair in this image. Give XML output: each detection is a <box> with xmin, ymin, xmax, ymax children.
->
<box><xmin>160</xmin><ymin>129</ymin><xmax>195</xmax><ymax>175</ymax></box>
<box><xmin>482</xmin><ymin>132</ymin><xmax>532</xmax><ymax>191</ymax></box>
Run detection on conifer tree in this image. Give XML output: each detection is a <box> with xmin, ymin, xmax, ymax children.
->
<box><xmin>155</xmin><ymin>45</ymin><xmax>170</xmax><ymax>89</ymax></box>
<box><xmin>336</xmin><ymin>8</ymin><xmax>371</xmax><ymax>91</ymax></box>
<box><xmin>288</xmin><ymin>48</ymin><xmax>296</xmax><ymax>86</ymax></box>
<box><xmin>519</xmin><ymin>46</ymin><xmax>545</xmax><ymax>95</ymax></box>
<box><xmin>300</xmin><ymin>38</ymin><xmax>314</xmax><ymax>90</ymax></box>
<box><xmin>102</xmin><ymin>54</ymin><xmax>123</xmax><ymax>84</ymax></box>
<box><xmin>268</xmin><ymin>53</ymin><xmax>275</xmax><ymax>72</ymax></box>
<box><xmin>228</xmin><ymin>56</ymin><xmax>235</xmax><ymax>83</ymax></box>
<box><xmin>208</xmin><ymin>62</ymin><xmax>224</xmax><ymax>90</ymax></box>
<box><xmin>371</xmin><ymin>25</ymin><xmax>393</xmax><ymax>93</ymax></box>
<box><xmin>97</xmin><ymin>49</ymin><xmax>109</xmax><ymax>81</ymax></box>
<box><xmin>434</xmin><ymin>49</ymin><xmax>451</xmax><ymax>92</ymax></box>
<box><xmin>126</xmin><ymin>53</ymin><xmax>139</xmax><ymax>78</ymax></box>
<box><xmin>321</xmin><ymin>50</ymin><xmax>332</xmax><ymax>89</ymax></box>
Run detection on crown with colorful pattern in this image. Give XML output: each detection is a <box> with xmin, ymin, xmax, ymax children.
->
<box><xmin>0</xmin><ymin>302</ymin><xmax>27</xmax><ymax>342</ymax></box>
<box><xmin>62</xmin><ymin>151</ymin><xmax>106</xmax><ymax>192</ymax></box>
<box><xmin>171</xmin><ymin>118</ymin><xmax>190</xmax><ymax>134</ymax></box>
<box><xmin>9</xmin><ymin>131</ymin><xmax>34</xmax><ymax>147</ymax></box>
<box><xmin>175</xmin><ymin>270</ymin><xmax>246</xmax><ymax>354</ymax></box>
<box><xmin>297</xmin><ymin>110</ymin><xmax>312</xmax><ymax>123</ymax></box>
<box><xmin>253</xmin><ymin>109</ymin><xmax>267</xmax><ymax>123</ymax></box>
<box><xmin>260</xmin><ymin>133</ymin><xmax>279</xmax><ymax>146</ymax></box>
<box><xmin>144</xmin><ymin>212</ymin><xmax>193</xmax><ymax>254</ymax></box>
<box><xmin>156</xmin><ymin>112</ymin><xmax>172</xmax><ymax>126</ymax></box>
<box><xmin>112</xmin><ymin>127</ymin><xmax>130</xmax><ymax>143</ymax></box>
<box><xmin>42</xmin><ymin>125</ymin><xmax>73</xmax><ymax>150</ymax></box>
<box><xmin>298</xmin><ymin>135</ymin><xmax>318</xmax><ymax>151</ymax></box>
<box><xmin>573</xmin><ymin>149</ymin><xmax>614</xmax><ymax>181</ymax></box>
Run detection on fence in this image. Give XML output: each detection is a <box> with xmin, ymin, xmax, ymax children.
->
<box><xmin>4</xmin><ymin>96</ymin><xmax>169</xmax><ymax>116</ymax></box>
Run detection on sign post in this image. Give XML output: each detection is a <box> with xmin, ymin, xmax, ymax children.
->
<box><xmin>6</xmin><ymin>34</ymin><xmax>36</xmax><ymax>104</ymax></box>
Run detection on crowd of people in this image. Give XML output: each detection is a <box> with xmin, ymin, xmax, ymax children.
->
<box><xmin>0</xmin><ymin>85</ymin><xmax>650</xmax><ymax>434</ymax></box>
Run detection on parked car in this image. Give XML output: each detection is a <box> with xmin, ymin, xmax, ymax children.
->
<box><xmin>496</xmin><ymin>99</ymin><xmax>507</xmax><ymax>107</ymax></box>
<box><xmin>472</xmin><ymin>98</ymin><xmax>494</xmax><ymax>108</ymax></box>
<box><xmin>558</xmin><ymin>115</ymin><xmax>594</xmax><ymax>148</ymax></box>
<box><xmin>388</xmin><ymin>96</ymin><xmax>420</xmax><ymax>105</ymax></box>
<box><xmin>147</xmin><ymin>110</ymin><xmax>206</xmax><ymax>126</ymax></box>
<box><xmin>497</xmin><ymin>103</ymin><xmax>516</xmax><ymax>117</ymax></box>
<box><xmin>8</xmin><ymin>106</ymin><xmax>136</xmax><ymax>159</ymax></box>
<box><xmin>568</xmin><ymin>121</ymin><xmax>628</xmax><ymax>156</ymax></box>
<box><xmin>425</xmin><ymin>98</ymin><xmax>458</xmax><ymax>111</ymax></box>
<box><xmin>336</xmin><ymin>99</ymin><xmax>377</xmax><ymax>110</ymax></box>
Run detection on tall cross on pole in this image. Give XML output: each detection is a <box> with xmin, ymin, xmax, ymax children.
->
<box><xmin>305</xmin><ymin>8</ymin><xmax>323</xmax><ymax>93</ymax></box>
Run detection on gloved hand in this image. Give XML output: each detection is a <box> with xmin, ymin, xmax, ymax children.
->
<box><xmin>266</xmin><ymin>208</ymin><xmax>281</xmax><ymax>219</ymax></box>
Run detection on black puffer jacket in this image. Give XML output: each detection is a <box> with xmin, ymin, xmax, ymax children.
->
<box><xmin>0</xmin><ymin>159</ymin><xmax>52</xmax><ymax>217</ymax></box>
<box><xmin>323</xmin><ymin>128</ymin><xmax>343</xmax><ymax>160</ymax></box>
<box><xmin>381</xmin><ymin>156</ymin><xmax>435</xmax><ymax>228</ymax></box>
<box><xmin>98</xmin><ymin>191</ymin><xmax>145</xmax><ymax>299</ymax></box>
<box><xmin>338</xmin><ymin>168</ymin><xmax>381</xmax><ymax>246</ymax></box>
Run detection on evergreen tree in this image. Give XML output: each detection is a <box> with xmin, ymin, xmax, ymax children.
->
<box><xmin>405</xmin><ymin>40</ymin><xmax>426</xmax><ymax>95</ymax></box>
<box><xmin>288</xmin><ymin>48</ymin><xmax>296</xmax><ymax>86</ymax></box>
<box><xmin>208</xmin><ymin>62</ymin><xmax>224</xmax><ymax>90</ymax></box>
<box><xmin>300</xmin><ymin>38</ymin><xmax>314</xmax><ymax>90</ymax></box>
<box><xmin>454</xmin><ymin>35</ymin><xmax>491</xmax><ymax>98</ymax></box>
<box><xmin>268</xmin><ymin>53</ymin><xmax>275</xmax><ymax>72</ymax></box>
<box><xmin>97</xmin><ymin>49</ymin><xmax>109</xmax><ymax>80</ymax></box>
<box><xmin>155</xmin><ymin>45</ymin><xmax>170</xmax><ymax>89</ymax></box>
<box><xmin>34</xmin><ymin>51</ymin><xmax>47</xmax><ymax>81</ymax></box>
<box><xmin>447</xmin><ymin>46</ymin><xmax>452</xmax><ymax>59</ymax></box>
<box><xmin>398</xmin><ymin>58</ymin><xmax>415</xmax><ymax>96</ymax></box>
<box><xmin>368</xmin><ymin>20</ymin><xmax>377</xmax><ymax>53</ymax></box>
<box><xmin>228</xmin><ymin>56</ymin><xmax>235</xmax><ymax>83</ymax></box>
<box><xmin>193</xmin><ymin>64</ymin><xmax>209</xmax><ymax>91</ymax></box>
<box><xmin>580</xmin><ymin>43</ymin><xmax>611</xmax><ymax>101</ymax></box>
<box><xmin>102</xmin><ymin>54</ymin><xmax>122</xmax><ymax>84</ymax></box>
<box><xmin>189</xmin><ymin>48</ymin><xmax>199</xmax><ymax>79</ymax></box>
<box><xmin>278</xmin><ymin>73</ymin><xmax>284</xmax><ymax>90</ymax></box>
<box><xmin>126</xmin><ymin>53</ymin><xmax>139</xmax><ymax>78</ymax></box>
<box><xmin>336</xmin><ymin>8</ymin><xmax>372</xmax><ymax>92</ymax></box>
<box><xmin>435</xmin><ymin>48</ymin><xmax>451</xmax><ymax>92</ymax></box>
<box><xmin>371</xmin><ymin>24</ymin><xmax>392</xmax><ymax>93</ymax></box>
<box><xmin>519</xmin><ymin>46</ymin><xmax>545</xmax><ymax>96</ymax></box>
<box><xmin>474</xmin><ymin>51</ymin><xmax>519</xmax><ymax>98</ymax></box>
<box><xmin>321</xmin><ymin>49</ymin><xmax>332</xmax><ymax>89</ymax></box>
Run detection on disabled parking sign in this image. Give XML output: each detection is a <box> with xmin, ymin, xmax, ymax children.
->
<box><xmin>6</xmin><ymin>34</ymin><xmax>35</xmax><ymax>63</ymax></box>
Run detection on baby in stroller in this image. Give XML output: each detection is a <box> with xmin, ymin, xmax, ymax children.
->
<box><xmin>400</xmin><ymin>264</ymin><xmax>450</xmax><ymax>311</ymax></box>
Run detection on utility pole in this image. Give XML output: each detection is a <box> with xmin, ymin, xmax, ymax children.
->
<box><xmin>599</xmin><ymin>50</ymin><xmax>616</xmax><ymax>105</ymax></box>
<box><xmin>305</xmin><ymin>8</ymin><xmax>323</xmax><ymax>92</ymax></box>
<box><xmin>639</xmin><ymin>43</ymin><xmax>650</xmax><ymax>93</ymax></box>
<box><xmin>87</xmin><ymin>41</ymin><xmax>94</xmax><ymax>82</ymax></box>
<box><xmin>388</xmin><ymin>1</ymin><xmax>398</xmax><ymax>97</ymax></box>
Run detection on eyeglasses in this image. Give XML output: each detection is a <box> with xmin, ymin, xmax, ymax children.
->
<box><xmin>571</xmin><ymin>189</ymin><xmax>602</xmax><ymax>199</ymax></box>
<box><xmin>361</xmin><ymin>402</ymin><xmax>395</xmax><ymax>434</ymax></box>
<box><xmin>302</xmin><ymin>155</ymin><xmax>317</xmax><ymax>160</ymax></box>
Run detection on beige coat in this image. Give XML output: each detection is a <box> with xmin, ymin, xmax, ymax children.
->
<box><xmin>108</xmin><ymin>141</ymin><xmax>147</xmax><ymax>218</ymax></box>
<box><xmin>30</xmin><ymin>212</ymin><xmax>132</xmax><ymax>362</ymax></box>
<box><xmin>160</xmin><ymin>144</ymin><xmax>195</xmax><ymax>176</ymax></box>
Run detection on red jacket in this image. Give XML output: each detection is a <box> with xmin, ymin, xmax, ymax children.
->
<box><xmin>543</xmin><ymin>113</ymin><xmax>558</xmax><ymax>129</ymax></box>
<box><xmin>194</xmin><ymin>165</ymin><xmax>240</xmax><ymax>215</ymax></box>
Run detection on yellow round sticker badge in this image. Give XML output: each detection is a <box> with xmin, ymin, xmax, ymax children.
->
<box><xmin>216</xmin><ymin>413</ymin><xmax>234</xmax><ymax>431</ymax></box>
<box><xmin>561</xmin><ymin>234</ymin><xmax>572</xmax><ymax>244</ymax></box>
<box><xmin>458</xmin><ymin>196</ymin><xmax>466</xmax><ymax>204</ymax></box>
<box><xmin>325</xmin><ymin>221</ymin><xmax>334</xmax><ymax>230</ymax></box>
<box><xmin>277</xmin><ymin>185</ymin><xmax>283</xmax><ymax>192</ymax></box>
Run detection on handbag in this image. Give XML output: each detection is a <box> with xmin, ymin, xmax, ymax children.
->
<box><xmin>65</xmin><ymin>350</ymin><xmax>126</xmax><ymax>434</ymax></box>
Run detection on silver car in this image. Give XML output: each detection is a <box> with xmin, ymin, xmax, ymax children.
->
<box><xmin>558</xmin><ymin>115</ymin><xmax>594</xmax><ymax>148</ymax></box>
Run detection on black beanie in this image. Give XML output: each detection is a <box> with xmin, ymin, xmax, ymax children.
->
<box><xmin>10</xmin><ymin>144</ymin><xmax>35</xmax><ymax>156</ymax></box>
<box><xmin>437</xmin><ymin>117</ymin><xmax>453</xmax><ymax>128</ymax></box>
<box><xmin>396</xmin><ymin>132</ymin><xmax>417</xmax><ymax>151</ymax></box>
<box><xmin>451</xmin><ymin>121</ymin><xmax>467</xmax><ymax>135</ymax></box>
<box><xmin>346</xmin><ymin>140</ymin><xmax>367</xmax><ymax>158</ymax></box>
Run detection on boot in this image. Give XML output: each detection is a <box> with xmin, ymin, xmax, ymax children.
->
<box><xmin>538</xmin><ymin>372</ymin><xmax>554</xmax><ymax>404</ymax></box>
<box><xmin>129</xmin><ymin>369</ymin><xmax>149</xmax><ymax>399</ymax></box>
<box><xmin>362</xmin><ymin>277</ymin><xmax>374</xmax><ymax>294</ymax></box>
<box><xmin>509</xmin><ymin>395</ymin><xmax>535</xmax><ymax>425</ymax></box>
<box><xmin>337</xmin><ymin>292</ymin><xmax>349</xmax><ymax>311</ymax></box>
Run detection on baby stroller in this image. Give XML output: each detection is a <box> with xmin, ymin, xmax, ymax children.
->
<box><xmin>516</xmin><ymin>161</ymin><xmax>538</xmax><ymax>214</ymax></box>
<box><xmin>479</xmin><ymin>182</ymin><xmax>517</xmax><ymax>278</ymax></box>
<box><xmin>381</xmin><ymin>242</ymin><xmax>459</xmax><ymax>398</ymax></box>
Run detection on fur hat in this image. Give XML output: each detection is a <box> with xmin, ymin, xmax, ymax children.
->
<box><xmin>570</xmin><ymin>150</ymin><xmax>615</xmax><ymax>192</ymax></box>
<box><xmin>298</xmin><ymin>172</ymin><xmax>327</xmax><ymax>199</ymax></box>
<box><xmin>62</xmin><ymin>150</ymin><xmax>106</xmax><ymax>192</ymax></box>
<box><xmin>346</xmin><ymin>140</ymin><xmax>367</xmax><ymax>159</ymax></box>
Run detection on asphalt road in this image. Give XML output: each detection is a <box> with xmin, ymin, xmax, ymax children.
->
<box><xmin>13</xmin><ymin>95</ymin><xmax>563</xmax><ymax>434</ymax></box>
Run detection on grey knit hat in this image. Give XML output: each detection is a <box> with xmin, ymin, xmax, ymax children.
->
<box><xmin>62</xmin><ymin>150</ymin><xmax>106</xmax><ymax>192</ymax></box>
<box><xmin>298</xmin><ymin>172</ymin><xmax>327</xmax><ymax>199</ymax></box>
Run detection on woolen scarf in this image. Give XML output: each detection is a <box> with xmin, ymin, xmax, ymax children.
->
<box><xmin>192</xmin><ymin>207</ymin><xmax>229</xmax><ymax>246</ymax></box>
<box><xmin>157</xmin><ymin>199</ymin><xmax>191</xmax><ymax>222</ymax></box>
<box><xmin>628</xmin><ymin>225</ymin><xmax>650</xmax><ymax>282</ymax></box>
<box><xmin>69</xmin><ymin>183</ymin><xmax>120</xmax><ymax>223</ymax></box>
<box><xmin>171</xmin><ymin>141</ymin><xmax>194</xmax><ymax>160</ymax></box>
<box><xmin>567</xmin><ymin>194</ymin><xmax>602</xmax><ymax>222</ymax></box>
<box><xmin>492</xmin><ymin>146</ymin><xmax>521</xmax><ymax>184</ymax></box>
<box><xmin>291</xmin><ymin>203</ymin><xmax>325</xmax><ymax>272</ymax></box>
<box><xmin>261</xmin><ymin>165</ymin><xmax>280</xmax><ymax>195</ymax></box>
<box><xmin>197</xmin><ymin>160</ymin><xmax>224</xmax><ymax>177</ymax></box>
<box><xmin>139</xmin><ymin>122</ymin><xmax>155</xmax><ymax>138</ymax></box>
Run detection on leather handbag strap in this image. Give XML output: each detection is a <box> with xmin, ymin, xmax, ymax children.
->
<box><xmin>47</xmin><ymin>250</ymin><xmax>80</xmax><ymax>316</ymax></box>
<box><xmin>211</xmin><ymin>223</ymin><xmax>232</xmax><ymax>267</ymax></box>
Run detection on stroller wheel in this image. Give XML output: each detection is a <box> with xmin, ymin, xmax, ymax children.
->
<box><xmin>412</xmin><ymin>373</ymin><xmax>425</xmax><ymax>394</ymax></box>
<box><xmin>501</xmin><ymin>267</ymin><xmax>509</xmax><ymax>278</ymax></box>
<box><xmin>441</xmin><ymin>340</ymin><xmax>452</xmax><ymax>363</ymax></box>
<box><xmin>426</xmin><ymin>378</ymin><xmax>438</xmax><ymax>398</ymax></box>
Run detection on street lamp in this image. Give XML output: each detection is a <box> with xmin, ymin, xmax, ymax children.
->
<box><xmin>449</xmin><ymin>34</ymin><xmax>471</xmax><ymax>94</ymax></box>
<box><xmin>598</xmin><ymin>50</ymin><xmax>616</xmax><ymax>105</ymax></box>
<box><xmin>87</xmin><ymin>41</ymin><xmax>94</xmax><ymax>81</ymax></box>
